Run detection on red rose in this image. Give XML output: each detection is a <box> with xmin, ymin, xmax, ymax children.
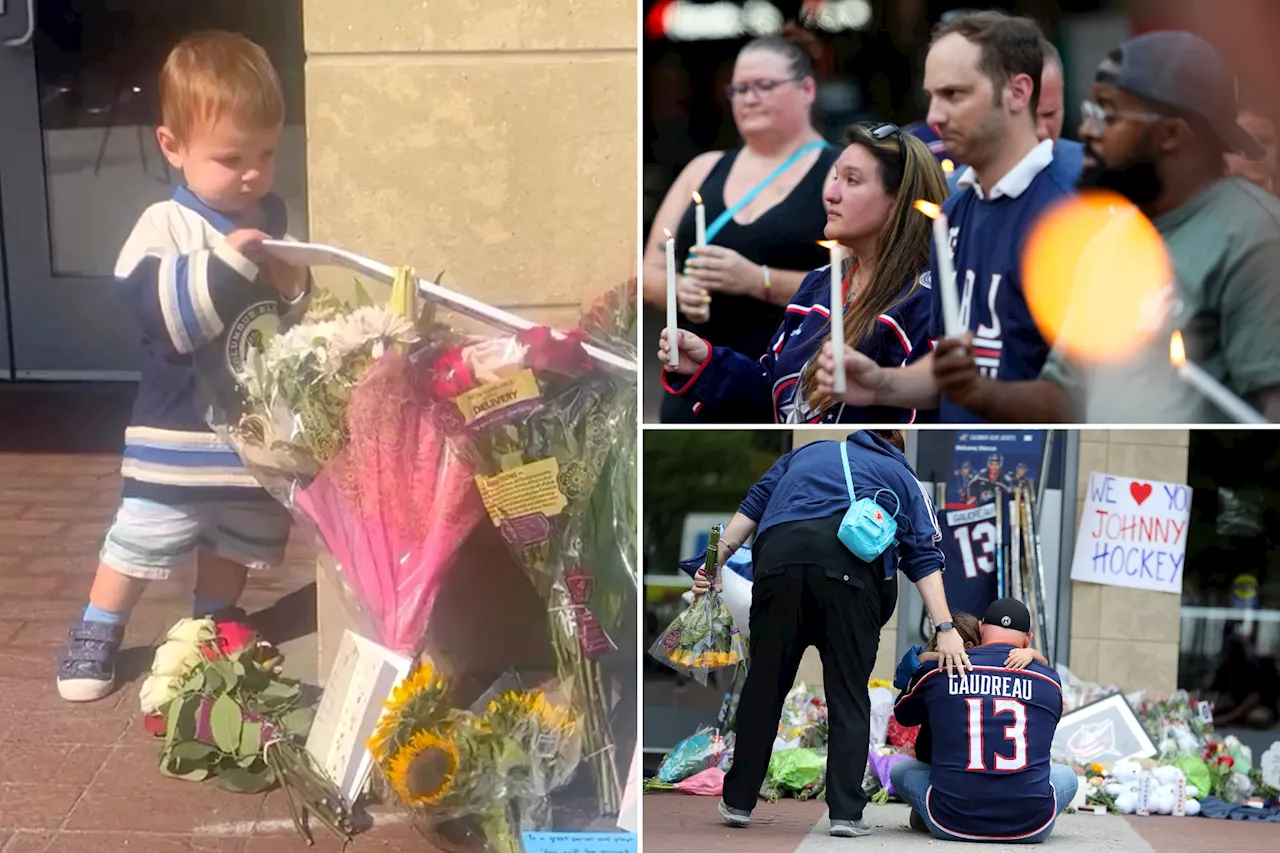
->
<box><xmin>142</xmin><ymin>712</ymin><xmax>167</xmax><ymax>738</ymax></box>
<box><xmin>201</xmin><ymin>621</ymin><xmax>256</xmax><ymax>660</ymax></box>
<box><xmin>516</xmin><ymin>325</ymin><xmax>594</xmax><ymax>378</ymax></box>
<box><xmin>1219</xmin><ymin>756</ymin><xmax>1234</xmax><ymax>767</ymax></box>
<box><xmin>426</xmin><ymin>347</ymin><xmax>475</xmax><ymax>399</ymax></box>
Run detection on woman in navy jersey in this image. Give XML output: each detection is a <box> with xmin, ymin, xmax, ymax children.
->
<box><xmin>641</xmin><ymin>28</ymin><xmax>839</xmax><ymax>423</ymax></box>
<box><xmin>658</xmin><ymin>123</ymin><xmax>948</xmax><ymax>424</ymax></box>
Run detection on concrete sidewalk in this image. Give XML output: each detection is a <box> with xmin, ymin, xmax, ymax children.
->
<box><xmin>642</xmin><ymin>793</ymin><xmax>1280</xmax><ymax>853</ymax></box>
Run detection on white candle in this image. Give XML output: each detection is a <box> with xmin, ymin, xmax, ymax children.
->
<box><xmin>822</xmin><ymin>241</ymin><xmax>847</xmax><ymax>394</ymax></box>
<box><xmin>693</xmin><ymin>190</ymin><xmax>707</xmax><ymax>248</ymax></box>
<box><xmin>914</xmin><ymin>200</ymin><xmax>961</xmax><ymax>338</ymax></box>
<box><xmin>664</xmin><ymin>228</ymin><xmax>680</xmax><ymax>368</ymax></box>
<box><xmin>1170</xmin><ymin>331</ymin><xmax>1267</xmax><ymax>423</ymax></box>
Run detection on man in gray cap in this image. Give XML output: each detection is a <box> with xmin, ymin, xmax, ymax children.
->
<box><xmin>933</xmin><ymin>30</ymin><xmax>1280</xmax><ymax>423</ymax></box>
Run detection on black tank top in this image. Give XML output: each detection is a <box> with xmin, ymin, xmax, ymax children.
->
<box><xmin>673</xmin><ymin>145</ymin><xmax>840</xmax><ymax>357</ymax></box>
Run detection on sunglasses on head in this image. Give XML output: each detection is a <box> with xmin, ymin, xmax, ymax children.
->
<box><xmin>859</xmin><ymin>121</ymin><xmax>906</xmax><ymax>161</ymax></box>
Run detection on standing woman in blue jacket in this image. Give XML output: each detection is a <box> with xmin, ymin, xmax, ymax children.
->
<box><xmin>658</xmin><ymin>124</ymin><xmax>948</xmax><ymax>424</ymax></box>
<box><xmin>691</xmin><ymin>431</ymin><xmax>970</xmax><ymax>837</ymax></box>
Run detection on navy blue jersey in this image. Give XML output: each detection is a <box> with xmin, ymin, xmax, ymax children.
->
<box><xmin>937</xmin><ymin>503</ymin><xmax>1001</xmax><ymax>618</ymax></box>
<box><xmin>662</xmin><ymin>264</ymin><xmax>934</xmax><ymax>424</ymax></box>
<box><xmin>929</xmin><ymin>140</ymin><xmax>1074</xmax><ymax>423</ymax></box>
<box><xmin>894</xmin><ymin>644</ymin><xmax>1064</xmax><ymax>840</ymax></box>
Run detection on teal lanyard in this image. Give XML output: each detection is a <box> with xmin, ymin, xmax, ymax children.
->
<box><xmin>702</xmin><ymin>139</ymin><xmax>830</xmax><ymax>245</ymax></box>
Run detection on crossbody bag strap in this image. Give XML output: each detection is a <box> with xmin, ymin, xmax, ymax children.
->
<box><xmin>704</xmin><ymin>139</ymin><xmax>830</xmax><ymax>244</ymax></box>
<box><xmin>840</xmin><ymin>441</ymin><xmax>856</xmax><ymax>502</ymax></box>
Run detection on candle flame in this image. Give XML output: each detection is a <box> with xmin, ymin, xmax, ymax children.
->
<box><xmin>941</xmin><ymin>158</ymin><xmax>955</xmax><ymax>174</ymax></box>
<box><xmin>817</xmin><ymin>240</ymin><xmax>841</xmax><ymax>249</ymax></box>
<box><xmin>663</xmin><ymin>228</ymin><xmax>673</xmax><ymax>240</ymax></box>
<box><xmin>692</xmin><ymin>190</ymin><xmax>703</xmax><ymax>204</ymax></box>
<box><xmin>914</xmin><ymin>200</ymin><xmax>942</xmax><ymax>220</ymax></box>
<box><xmin>1170</xmin><ymin>330</ymin><xmax>1187</xmax><ymax>367</ymax></box>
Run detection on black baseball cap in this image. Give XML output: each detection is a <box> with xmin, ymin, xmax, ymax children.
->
<box><xmin>1101</xmin><ymin>31</ymin><xmax>1263</xmax><ymax>159</ymax></box>
<box><xmin>983</xmin><ymin>598</ymin><xmax>1031</xmax><ymax>634</ymax></box>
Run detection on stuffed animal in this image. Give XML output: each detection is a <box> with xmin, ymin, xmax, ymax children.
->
<box><xmin>1146</xmin><ymin>765</ymin><xmax>1185</xmax><ymax>815</ymax></box>
<box><xmin>1105</xmin><ymin>760</ymin><xmax>1146</xmax><ymax>814</ymax></box>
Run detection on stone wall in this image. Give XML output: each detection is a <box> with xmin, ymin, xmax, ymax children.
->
<box><xmin>304</xmin><ymin>0</ymin><xmax>636</xmax><ymax>679</ymax></box>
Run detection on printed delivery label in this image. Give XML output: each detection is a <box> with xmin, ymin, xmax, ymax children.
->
<box><xmin>454</xmin><ymin>369</ymin><xmax>541</xmax><ymax>428</ymax></box>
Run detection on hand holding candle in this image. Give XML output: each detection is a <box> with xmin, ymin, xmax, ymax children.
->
<box><xmin>664</xmin><ymin>228</ymin><xmax>680</xmax><ymax>368</ymax></box>
<box><xmin>820</xmin><ymin>240</ymin><xmax>847</xmax><ymax>394</ymax></box>
<box><xmin>1170</xmin><ymin>331</ymin><xmax>1268</xmax><ymax>423</ymax></box>
<box><xmin>914</xmin><ymin>200</ymin><xmax>962</xmax><ymax>338</ymax></box>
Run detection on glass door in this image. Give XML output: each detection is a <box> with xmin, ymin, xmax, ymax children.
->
<box><xmin>0</xmin><ymin>0</ymin><xmax>306</xmax><ymax>379</ymax></box>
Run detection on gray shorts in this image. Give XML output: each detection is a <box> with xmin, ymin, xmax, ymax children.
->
<box><xmin>100</xmin><ymin>497</ymin><xmax>291</xmax><ymax>580</ymax></box>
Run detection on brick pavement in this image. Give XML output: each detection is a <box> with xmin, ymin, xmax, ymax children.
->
<box><xmin>642</xmin><ymin>792</ymin><xmax>1280</xmax><ymax>853</ymax></box>
<box><xmin>0</xmin><ymin>384</ymin><xmax>427</xmax><ymax>852</ymax></box>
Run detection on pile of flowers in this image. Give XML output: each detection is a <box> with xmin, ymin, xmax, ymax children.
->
<box><xmin>193</xmin><ymin>268</ymin><xmax>638</xmax><ymax>838</ymax></box>
<box><xmin>367</xmin><ymin>660</ymin><xmax>581</xmax><ymax>853</ymax></box>
<box><xmin>140</xmin><ymin>617</ymin><xmax>349</xmax><ymax>842</ymax></box>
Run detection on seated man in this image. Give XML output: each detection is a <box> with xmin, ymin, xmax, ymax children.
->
<box><xmin>891</xmin><ymin>598</ymin><xmax>1077</xmax><ymax>843</ymax></box>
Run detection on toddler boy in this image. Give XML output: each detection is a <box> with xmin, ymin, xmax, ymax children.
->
<box><xmin>57</xmin><ymin>30</ymin><xmax>309</xmax><ymax>702</ymax></box>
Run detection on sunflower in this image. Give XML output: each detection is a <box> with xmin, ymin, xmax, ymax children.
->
<box><xmin>386</xmin><ymin>729</ymin><xmax>460</xmax><ymax>807</ymax></box>
<box><xmin>368</xmin><ymin>660</ymin><xmax>449</xmax><ymax>762</ymax></box>
<box><xmin>484</xmin><ymin>690</ymin><xmax>575</xmax><ymax>738</ymax></box>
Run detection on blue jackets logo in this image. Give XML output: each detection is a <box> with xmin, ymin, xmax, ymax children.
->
<box><xmin>226</xmin><ymin>301</ymin><xmax>280</xmax><ymax>374</ymax></box>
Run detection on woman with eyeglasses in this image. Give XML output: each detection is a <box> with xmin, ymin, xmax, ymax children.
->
<box><xmin>642</xmin><ymin>27</ymin><xmax>839</xmax><ymax>423</ymax></box>
<box><xmin>659</xmin><ymin>123</ymin><xmax>949</xmax><ymax>424</ymax></box>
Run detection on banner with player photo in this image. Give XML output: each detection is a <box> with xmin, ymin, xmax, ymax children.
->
<box><xmin>938</xmin><ymin>431</ymin><xmax>1048</xmax><ymax>619</ymax></box>
<box><xmin>946</xmin><ymin>431</ymin><xmax>1047</xmax><ymax>510</ymax></box>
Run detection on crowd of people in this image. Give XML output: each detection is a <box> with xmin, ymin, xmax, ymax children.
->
<box><xmin>645</xmin><ymin>9</ymin><xmax>1280</xmax><ymax>425</ymax></box>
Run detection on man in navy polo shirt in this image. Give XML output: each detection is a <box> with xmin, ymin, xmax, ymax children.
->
<box><xmin>891</xmin><ymin>598</ymin><xmax>1077</xmax><ymax>843</ymax></box>
<box><xmin>816</xmin><ymin>11</ymin><xmax>1075</xmax><ymax>423</ymax></box>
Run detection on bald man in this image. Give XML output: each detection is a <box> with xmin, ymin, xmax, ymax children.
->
<box><xmin>946</xmin><ymin>40</ymin><xmax>1085</xmax><ymax>194</ymax></box>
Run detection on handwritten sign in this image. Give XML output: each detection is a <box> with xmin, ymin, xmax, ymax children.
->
<box><xmin>1069</xmin><ymin>472</ymin><xmax>1192</xmax><ymax>594</ymax></box>
<box><xmin>522</xmin><ymin>832</ymin><xmax>638</xmax><ymax>853</ymax></box>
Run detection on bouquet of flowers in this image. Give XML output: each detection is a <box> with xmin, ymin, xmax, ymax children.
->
<box><xmin>140</xmin><ymin>618</ymin><xmax>350</xmax><ymax>843</ymax></box>
<box><xmin>367</xmin><ymin>659</ymin><xmax>581</xmax><ymax>853</ymax></box>
<box><xmin>407</xmin><ymin>279</ymin><xmax>639</xmax><ymax>816</ymax></box>
<box><xmin>649</xmin><ymin>525</ymin><xmax>747</xmax><ymax>686</ymax></box>
<box><xmin>195</xmin><ymin>265</ymin><xmax>638</xmax><ymax>837</ymax></box>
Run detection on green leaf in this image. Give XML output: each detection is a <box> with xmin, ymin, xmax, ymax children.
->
<box><xmin>172</xmin><ymin>740</ymin><xmax>216</xmax><ymax>762</ymax></box>
<box><xmin>203</xmin><ymin>667</ymin><xmax>225</xmax><ymax>694</ymax></box>
<box><xmin>166</xmin><ymin>696</ymin><xmax>185</xmax><ymax>743</ymax></box>
<box><xmin>239</xmin><ymin>753</ymin><xmax>263</xmax><ymax>769</ymax></box>
<box><xmin>239</xmin><ymin>721</ymin><xmax>263</xmax><ymax>759</ymax></box>
<box><xmin>211</xmin><ymin>661</ymin><xmax>240</xmax><ymax>692</ymax></box>
<box><xmin>216</xmin><ymin>765</ymin><xmax>275</xmax><ymax>794</ymax></box>
<box><xmin>210</xmin><ymin>694</ymin><xmax>244</xmax><ymax>754</ymax></box>
<box><xmin>177</xmin><ymin>766</ymin><xmax>211</xmax><ymax>782</ymax></box>
<box><xmin>232</xmin><ymin>660</ymin><xmax>246</xmax><ymax>677</ymax></box>
<box><xmin>280</xmin><ymin>706</ymin><xmax>315</xmax><ymax>737</ymax></box>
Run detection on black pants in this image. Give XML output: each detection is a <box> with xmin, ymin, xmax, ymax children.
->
<box><xmin>722</xmin><ymin>516</ymin><xmax>895</xmax><ymax>821</ymax></box>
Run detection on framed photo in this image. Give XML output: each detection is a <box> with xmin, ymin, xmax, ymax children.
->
<box><xmin>1052</xmin><ymin>693</ymin><xmax>1156</xmax><ymax>765</ymax></box>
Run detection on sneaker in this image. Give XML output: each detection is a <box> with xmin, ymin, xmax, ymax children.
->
<box><xmin>56</xmin><ymin>620</ymin><xmax>124</xmax><ymax>702</ymax></box>
<box><xmin>717</xmin><ymin>800</ymin><xmax>751</xmax><ymax>828</ymax></box>
<box><xmin>909</xmin><ymin>810</ymin><xmax>927</xmax><ymax>833</ymax></box>
<box><xmin>829</xmin><ymin>819</ymin><xmax>872</xmax><ymax>838</ymax></box>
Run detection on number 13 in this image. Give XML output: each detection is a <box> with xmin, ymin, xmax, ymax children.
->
<box><xmin>965</xmin><ymin>697</ymin><xmax>1028</xmax><ymax>771</ymax></box>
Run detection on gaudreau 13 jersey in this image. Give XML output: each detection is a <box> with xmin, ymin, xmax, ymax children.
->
<box><xmin>893</xmin><ymin>643</ymin><xmax>1064</xmax><ymax>841</ymax></box>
